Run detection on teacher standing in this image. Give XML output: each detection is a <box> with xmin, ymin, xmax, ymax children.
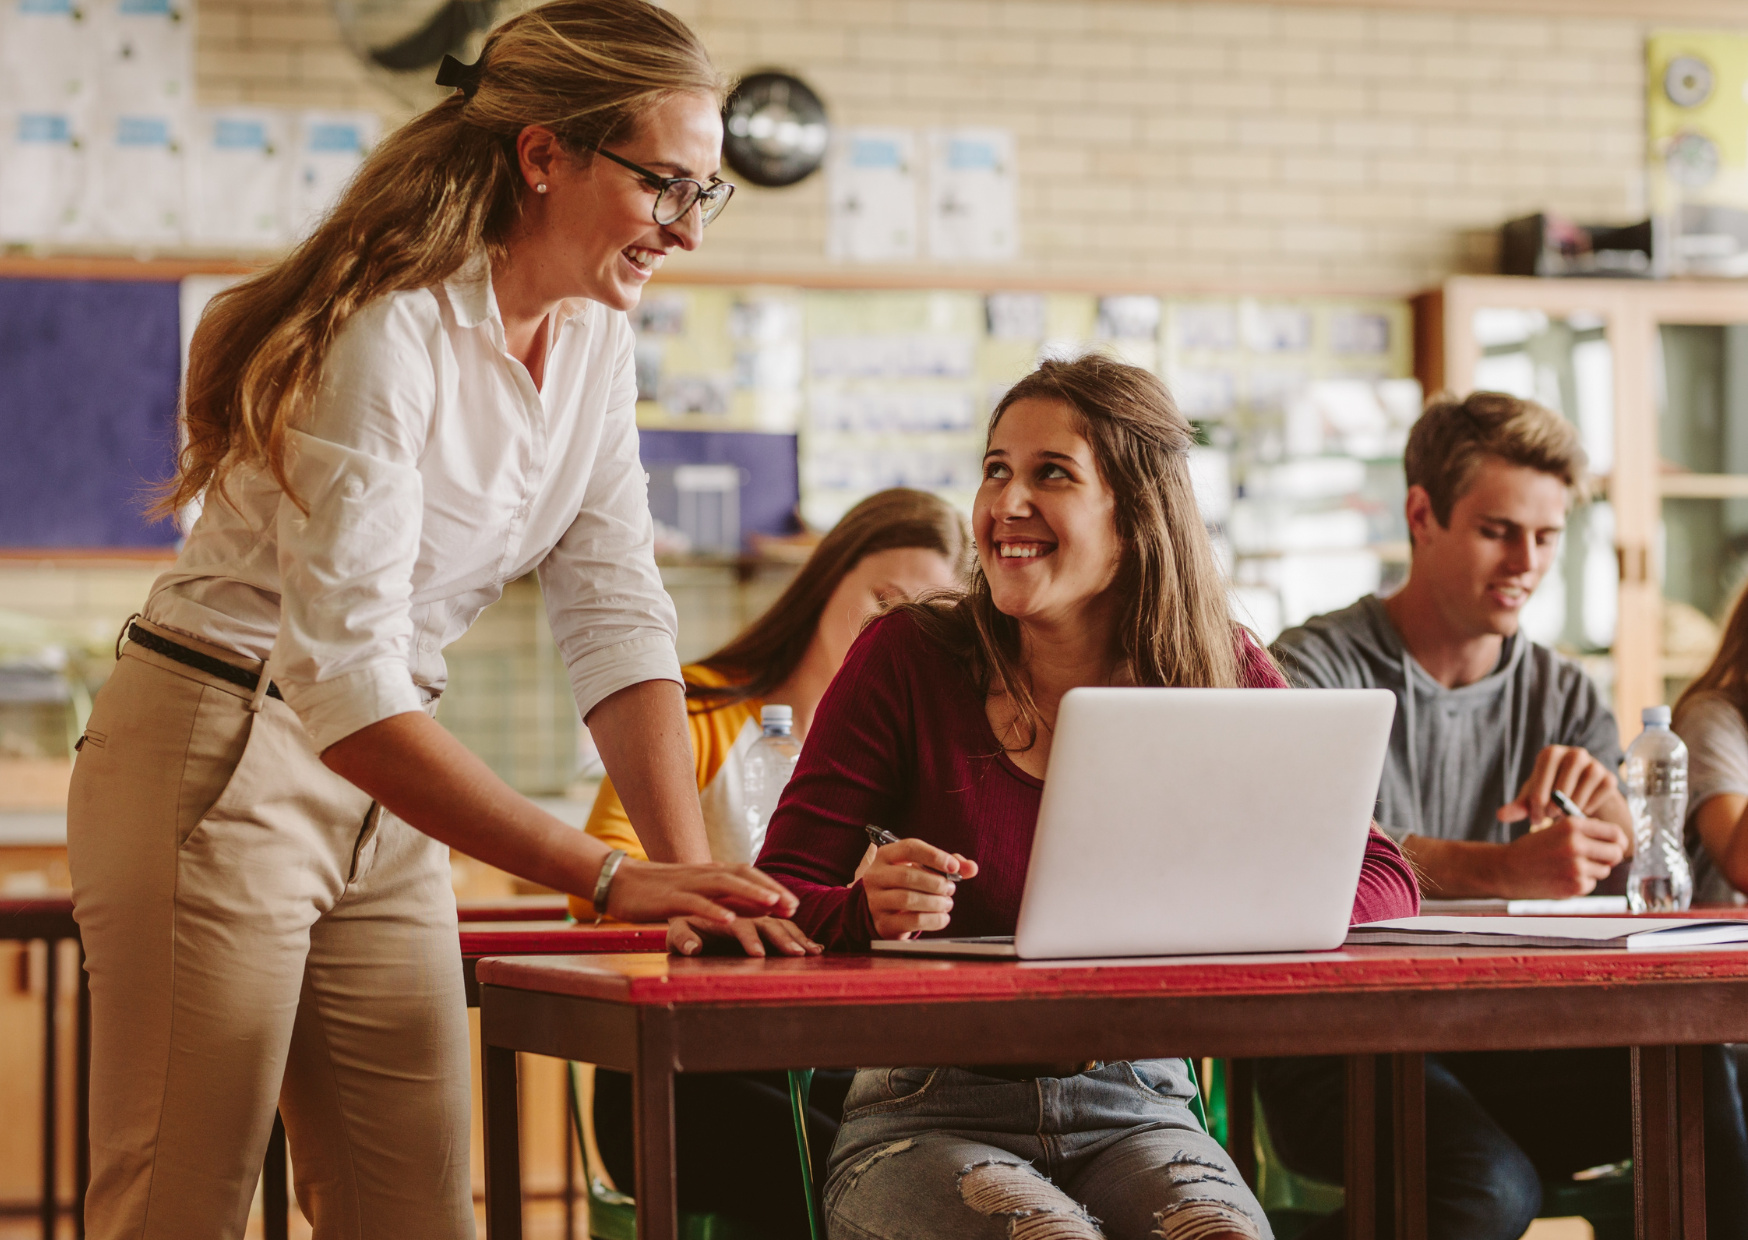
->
<box><xmin>66</xmin><ymin>4</ymin><xmax>794</xmax><ymax>1237</ymax></box>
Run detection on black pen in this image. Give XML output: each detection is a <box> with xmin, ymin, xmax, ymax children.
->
<box><xmin>864</xmin><ymin>824</ymin><xmax>974</xmax><ymax>882</ymax></box>
<box><xmin>1551</xmin><ymin>789</ymin><xmax>1583</xmax><ymax>819</ymax></box>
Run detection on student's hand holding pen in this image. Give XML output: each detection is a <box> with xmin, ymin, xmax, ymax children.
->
<box><xmin>1490</xmin><ymin>745</ymin><xmax>1633</xmax><ymax>898</ymax></box>
<box><xmin>1496</xmin><ymin>743</ymin><xmax>1629</xmax><ymax>835</ymax></box>
<box><xmin>862</xmin><ymin>835</ymin><xmax>980</xmax><ymax>941</ymax></box>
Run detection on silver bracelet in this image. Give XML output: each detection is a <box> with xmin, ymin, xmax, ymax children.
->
<box><xmin>591</xmin><ymin>848</ymin><xmax>628</xmax><ymax>921</ymax></box>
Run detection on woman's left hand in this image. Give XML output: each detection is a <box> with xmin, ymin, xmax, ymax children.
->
<box><xmin>668</xmin><ymin>915</ymin><xmax>823</xmax><ymax>958</ymax></box>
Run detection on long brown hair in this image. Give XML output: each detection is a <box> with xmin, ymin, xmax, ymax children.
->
<box><xmin>894</xmin><ymin>353</ymin><xmax>1246</xmax><ymax>751</ymax></box>
<box><xmin>687</xmin><ymin>488</ymin><xmax>971</xmax><ymax>709</ymax></box>
<box><xmin>1676</xmin><ymin>583</ymin><xmax>1748</xmax><ymax>723</ymax></box>
<box><xmin>163</xmin><ymin>0</ymin><xmax>724</xmax><ymax>516</ymax></box>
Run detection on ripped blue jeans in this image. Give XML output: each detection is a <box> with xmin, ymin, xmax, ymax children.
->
<box><xmin>823</xmin><ymin>1060</ymin><xmax>1270</xmax><ymax>1240</ymax></box>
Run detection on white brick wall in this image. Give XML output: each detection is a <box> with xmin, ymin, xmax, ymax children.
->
<box><xmin>196</xmin><ymin>0</ymin><xmax>1680</xmax><ymax>289</ymax></box>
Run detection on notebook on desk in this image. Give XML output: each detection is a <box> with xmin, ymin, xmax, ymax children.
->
<box><xmin>869</xmin><ymin>685</ymin><xmax>1396</xmax><ymax>961</ymax></box>
<box><xmin>1346</xmin><ymin>916</ymin><xmax>1748</xmax><ymax>950</ymax></box>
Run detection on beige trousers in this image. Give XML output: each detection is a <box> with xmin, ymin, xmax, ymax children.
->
<box><xmin>67</xmin><ymin>625</ymin><xmax>475</xmax><ymax>1240</ymax></box>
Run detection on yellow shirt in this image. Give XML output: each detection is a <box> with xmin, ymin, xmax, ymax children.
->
<box><xmin>568</xmin><ymin>664</ymin><xmax>764</xmax><ymax>920</ymax></box>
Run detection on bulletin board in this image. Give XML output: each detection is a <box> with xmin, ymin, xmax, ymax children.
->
<box><xmin>0</xmin><ymin>277</ymin><xmax>181</xmax><ymax>547</ymax></box>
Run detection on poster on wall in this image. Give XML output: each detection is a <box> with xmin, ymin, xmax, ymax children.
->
<box><xmin>187</xmin><ymin>109</ymin><xmax>290</xmax><ymax>247</ymax></box>
<box><xmin>91</xmin><ymin>109</ymin><xmax>187</xmax><ymax>243</ymax></box>
<box><xmin>288</xmin><ymin>110</ymin><xmax>378</xmax><ymax>241</ymax></box>
<box><xmin>0</xmin><ymin>0</ymin><xmax>96</xmax><ymax>242</ymax></box>
<box><xmin>826</xmin><ymin>127</ymin><xmax>918</xmax><ymax>263</ymax></box>
<box><xmin>0</xmin><ymin>109</ymin><xmax>88</xmax><ymax>241</ymax></box>
<box><xmin>925</xmin><ymin>127</ymin><xmax>1017</xmax><ymax>263</ymax></box>
<box><xmin>1647</xmin><ymin>32</ymin><xmax>1748</xmax><ymax>276</ymax></box>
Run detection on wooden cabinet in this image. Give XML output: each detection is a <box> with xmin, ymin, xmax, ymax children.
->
<box><xmin>1416</xmin><ymin>276</ymin><xmax>1748</xmax><ymax>743</ymax></box>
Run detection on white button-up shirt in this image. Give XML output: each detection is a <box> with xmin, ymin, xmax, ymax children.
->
<box><xmin>145</xmin><ymin>259</ymin><xmax>682</xmax><ymax>753</ymax></box>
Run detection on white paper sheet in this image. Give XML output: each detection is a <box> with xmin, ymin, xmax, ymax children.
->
<box><xmin>827</xmin><ymin>127</ymin><xmax>917</xmax><ymax>263</ymax></box>
<box><xmin>289</xmin><ymin>110</ymin><xmax>379</xmax><ymax>240</ymax></box>
<box><xmin>0</xmin><ymin>107</ymin><xmax>89</xmax><ymax>240</ymax></box>
<box><xmin>89</xmin><ymin>106</ymin><xmax>186</xmax><ymax>243</ymax></box>
<box><xmin>925</xmin><ymin>126</ymin><xmax>1017</xmax><ymax>263</ymax></box>
<box><xmin>0</xmin><ymin>0</ymin><xmax>95</xmax><ymax>112</ymax></box>
<box><xmin>186</xmin><ymin>107</ymin><xmax>290</xmax><ymax>247</ymax></box>
<box><xmin>91</xmin><ymin>0</ymin><xmax>191</xmax><ymax>113</ymax></box>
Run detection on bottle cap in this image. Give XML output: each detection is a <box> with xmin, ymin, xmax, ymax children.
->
<box><xmin>761</xmin><ymin>704</ymin><xmax>793</xmax><ymax>725</ymax></box>
<box><xmin>1642</xmin><ymin>705</ymin><xmax>1672</xmax><ymax>727</ymax></box>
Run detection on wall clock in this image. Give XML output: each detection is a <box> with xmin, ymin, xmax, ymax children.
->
<box><xmin>723</xmin><ymin>72</ymin><xmax>829</xmax><ymax>188</ymax></box>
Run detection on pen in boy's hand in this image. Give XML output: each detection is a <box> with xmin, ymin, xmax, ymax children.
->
<box><xmin>1550</xmin><ymin>789</ymin><xmax>1583</xmax><ymax>819</ymax></box>
<box><xmin>864</xmin><ymin>824</ymin><xmax>974</xmax><ymax>882</ymax></box>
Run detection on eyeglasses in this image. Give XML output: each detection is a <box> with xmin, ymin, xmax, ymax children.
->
<box><xmin>596</xmin><ymin>148</ymin><xmax>735</xmax><ymax>227</ymax></box>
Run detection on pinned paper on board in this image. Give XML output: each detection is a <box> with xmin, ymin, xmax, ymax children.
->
<box><xmin>289</xmin><ymin>110</ymin><xmax>378</xmax><ymax>240</ymax></box>
<box><xmin>0</xmin><ymin>109</ymin><xmax>87</xmax><ymax>240</ymax></box>
<box><xmin>985</xmin><ymin>292</ymin><xmax>1047</xmax><ymax>340</ymax></box>
<box><xmin>92</xmin><ymin>109</ymin><xmax>185</xmax><ymax>243</ymax></box>
<box><xmin>94</xmin><ymin>0</ymin><xmax>190</xmax><ymax>111</ymax></box>
<box><xmin>827</xmin><ymin>127</ymin><xmax>917</xmax><ymax>263</ymax></box>
<box><xmin>186</xmin><ymin>109</ymin><xmax>289</xmax><ymax>247</ymax></box>
<box><xmin>0</xmin><ymin>0</ymin><xmax>94</xmax><ymax>111</ymax></box>
<box><xmin>925</xmin><ymin>127</ymin><xmax>1017</xmax><ymax>263</ymax></box>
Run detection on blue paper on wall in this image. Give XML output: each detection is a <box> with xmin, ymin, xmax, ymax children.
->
<box><xmin>0</xmin><ymin>277</ymin><xmax>181</xmax><ymax>546</ymax></box>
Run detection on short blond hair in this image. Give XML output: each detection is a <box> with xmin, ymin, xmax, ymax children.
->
<box><xmin>1405</xmin><ymin>391</ymin><xmax>1588</xmax><ymax>526</ymax></box>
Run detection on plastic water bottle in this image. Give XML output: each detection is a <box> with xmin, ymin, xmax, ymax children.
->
<box><xmin>742</xmin><ymin>704</ymin><xmax>802</xmax><ymax>858</ymax></box>
<box><xmin>1624</xmin><ymin>705</ymin><xmax>1693</xmax><ymax>913</ymax></box>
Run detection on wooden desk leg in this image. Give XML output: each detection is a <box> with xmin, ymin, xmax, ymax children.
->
<box><xmin>1392</xmin><ymin>1053</ymin><xmax>1426</xmax><ymax>1240</ymax></box>
<box><xmin>1228</xmin><ymin>1059</ymin><xmax>1257</xmax><ymax>1189</ymax></box>
<box><xmin>1633</xmin><ymin>1045</ymin><xmax>1707</xmax><ymax>1240</ymax></box>
<box><xmin>482</xmin><ymin>1043</ymin><xmax>524</xmax><ymax>1240</ymax></box>
<box><xmin>634</xmin><ymin>1013</ymin><xmax>678</xmax><ymax>1240</ymax></box>
<box><xmin>1346</xmin><ymin>1054</ymin><xmax>1377</xmax><ymax>1240</ymax></box>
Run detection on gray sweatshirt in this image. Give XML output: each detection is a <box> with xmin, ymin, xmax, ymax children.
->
<box><xmin>1272</xmin><ymin>595</ymin><xmax>1622</xmax><ymax>844</ymax></box>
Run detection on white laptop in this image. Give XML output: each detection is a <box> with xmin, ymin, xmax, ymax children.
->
<box><xmin>870</xmin><ymin>686</ymin><xmax>1396</xmax><ymax>960</ymax></box>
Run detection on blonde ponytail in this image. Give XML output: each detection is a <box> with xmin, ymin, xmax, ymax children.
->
<box><xmin>165</xmin><ymin>0</ymin><xmax>725</xmax><ymax>516</ymax></box>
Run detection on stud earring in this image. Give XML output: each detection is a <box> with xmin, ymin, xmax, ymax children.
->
<box><xmin>536</xmin><ymin>183</ymin><xmax>548</xmax><ymax>193</ymax></box>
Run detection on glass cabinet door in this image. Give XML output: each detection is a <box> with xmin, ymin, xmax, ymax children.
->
<box><xmin>1654</xmin><ymin>323</ymin><xmax>1748</xmax><ymax>699</ymax></box>
<box><xmin>1468</xmin><ymin>307</ymin><xmax>1619</xmax><ymax>700</ymax></box>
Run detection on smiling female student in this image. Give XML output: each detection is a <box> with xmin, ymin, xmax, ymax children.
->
<box><xmin>65</xmin><ymin>6</ymin><xmax>801</xmax><ymax>1238</ymax></box>
<box><xmin>756</xmin><ymin>354</ymin><xmax>1418</xmax><ymax>1240</ymax></box>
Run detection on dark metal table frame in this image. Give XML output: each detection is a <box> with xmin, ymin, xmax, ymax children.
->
<box><xmin>477</xmin><ymin>950</ymin><xmax>1743</xmax><ymax>1240</ymax></box>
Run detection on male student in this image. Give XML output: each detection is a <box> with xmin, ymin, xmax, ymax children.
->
<box><xmin>1256</xmin><ymin>391</ymin><xmax>1748</xmax><ymax>1240</ymax></box>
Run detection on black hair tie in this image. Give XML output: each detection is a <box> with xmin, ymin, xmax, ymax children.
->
<box><xmin>436</xmin><ymin>53</ymin><xmax>486</xmax><ymax>98</ymax></box>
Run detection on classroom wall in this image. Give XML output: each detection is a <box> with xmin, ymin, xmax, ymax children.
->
<box><xmin>192</xmin><ymin>0</ymin><xmax>1675</xmax><ymax>291</ymax></box>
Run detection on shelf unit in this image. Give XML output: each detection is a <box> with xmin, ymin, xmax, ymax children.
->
<box><xmin>1416</xmin><ymin>275</ymin><xmax>1748</xmax><ymax>741</ymax></box>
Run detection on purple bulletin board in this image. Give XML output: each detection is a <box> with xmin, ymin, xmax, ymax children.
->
<box><xmin>0</xmin><ymin>278</ymin><xmax>182</xmax><ymax>547</ymax></box>
<box><xmin>637</xmin><ymin>429</ymin><xmax>800</xmax><ymax>545</ymax></box>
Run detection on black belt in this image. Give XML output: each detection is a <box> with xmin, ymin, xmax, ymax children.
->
<box><xmin>126</xmin><ymin>623</ymin><xmax>282</xmax><ymax>701</ymax></box>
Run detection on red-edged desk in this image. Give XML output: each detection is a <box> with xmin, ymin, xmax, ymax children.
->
<box><xmin>458</xmin><ymin>895</ymin><xmax>573</xmax><ymax>923</ymax></box>
<box><xmin>475</xmin><ymin>944</ymin><xmax>1748</xmax><ymax>1240</ymax></box>
<box><xmin>459</xmin><ymin>921</ymin><xmax>667</xmax><ymax>1005</ymax></box>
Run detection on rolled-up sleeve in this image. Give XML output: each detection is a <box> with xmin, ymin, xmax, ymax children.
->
<box><xmin>540</xmin><ymin>320</ymin><xmax>682</xmax><ymax>719</ymax></box>
<box><xmin>272</xmin><ymin>301</ymin><xmax>434</xmax><ymax>751</ymax></box>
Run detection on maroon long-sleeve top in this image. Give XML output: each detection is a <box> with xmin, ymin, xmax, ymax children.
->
<box><xmin>757</xmin><ymin>611</ymin><xmax>1419</xmax><ymax>950</ymax></box>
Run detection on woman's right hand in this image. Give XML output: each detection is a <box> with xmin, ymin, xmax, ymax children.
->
<box><xmin>863</xmin><ymin>838</ymin><xmax>979</xmax><ymax>940</ymax></box>
<box><xmin>605</xmin><ymin>858</ymin><xmax>798</xmax><ymax>925</ymax></box>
